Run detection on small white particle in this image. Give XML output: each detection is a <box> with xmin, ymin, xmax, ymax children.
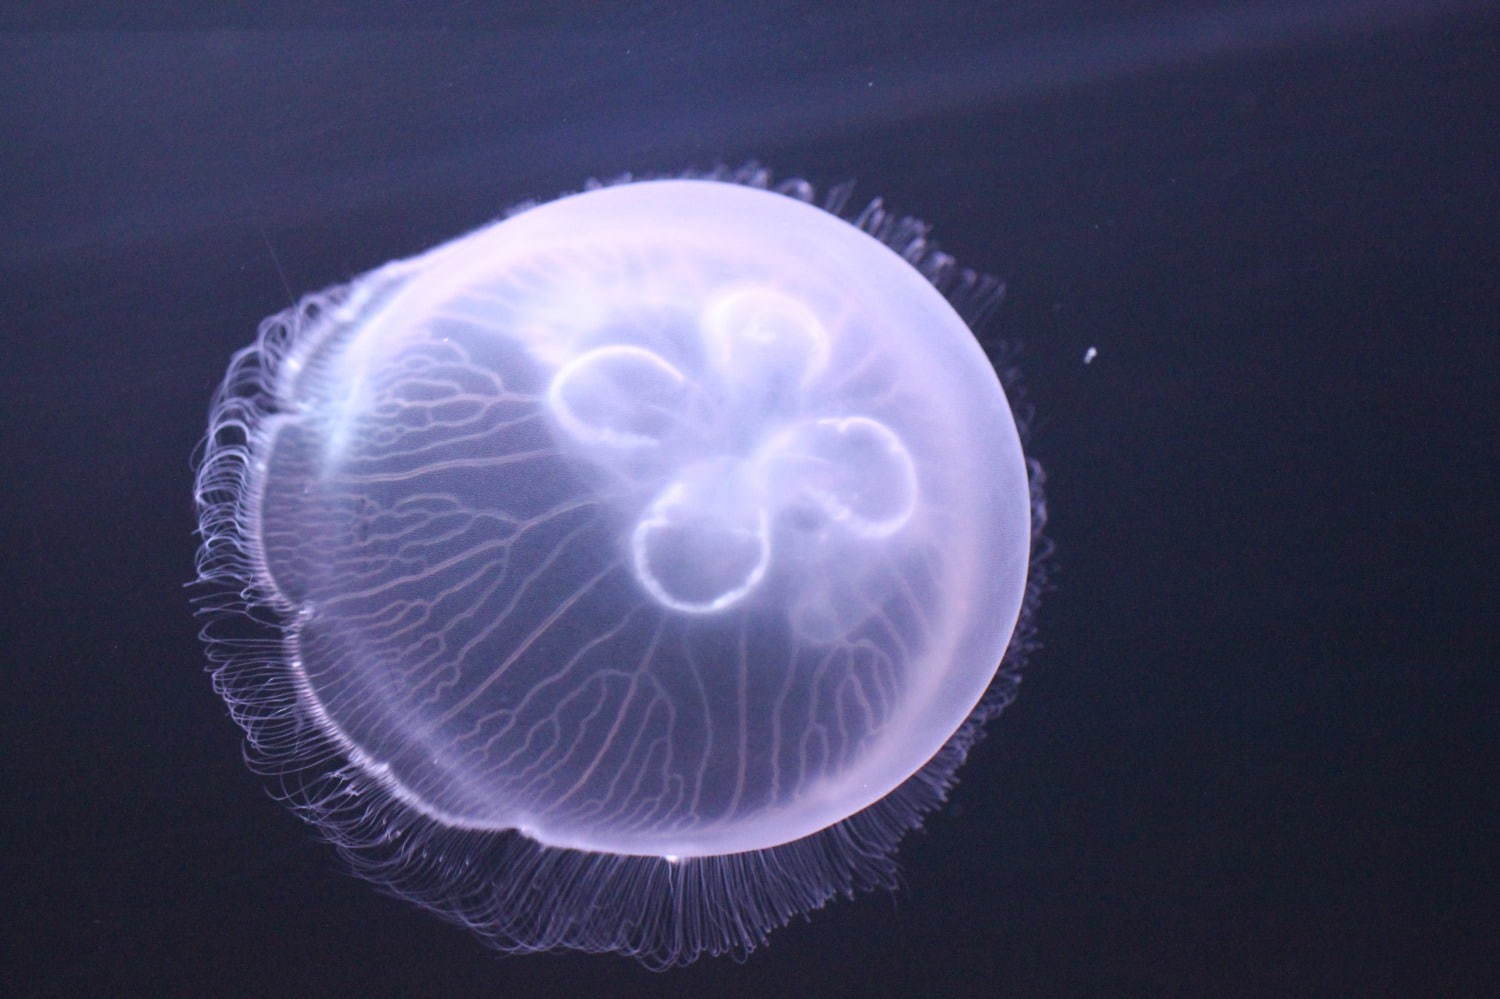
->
<box><xmin>1083</xmin><ymin>346</ymin><xmax>1098</xmax><ymax>364</ymax></box>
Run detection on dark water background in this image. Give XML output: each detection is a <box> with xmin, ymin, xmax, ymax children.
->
<box><xmin>3</xmin><ymin>2</ymin><xmax>1495</xmax><ymax>996</ymax></box>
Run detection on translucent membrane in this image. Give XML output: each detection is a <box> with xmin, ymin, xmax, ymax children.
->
<box><xmin>195</xmin><ymin>172</ymin><xmax>1038</xmax><ymax>966</ymax></box>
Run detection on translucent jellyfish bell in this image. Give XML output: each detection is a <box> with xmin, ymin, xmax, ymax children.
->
<box><xmin>194</xmin><ymin>169</ymin><xmax>1041</xmax><ymax>966</ymax></box>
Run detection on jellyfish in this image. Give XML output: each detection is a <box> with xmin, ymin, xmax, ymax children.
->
<box><xmin>193</xmin><ymin>165</ymin><xmax>1043</xmax><ymax>968</ymax></box>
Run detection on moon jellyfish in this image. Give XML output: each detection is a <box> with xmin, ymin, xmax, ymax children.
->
<box><xmin>193</xmin><ymin>166</ymin><xmax>1043</xmax><ymax>967</ymax></box>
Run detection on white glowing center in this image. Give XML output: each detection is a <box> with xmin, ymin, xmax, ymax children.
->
<box><xmin>544</xmin><ymin>286</ymin><xmax>917</xmax><ymax>613</ymax></box>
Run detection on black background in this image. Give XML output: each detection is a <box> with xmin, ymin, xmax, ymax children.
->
<box><xmin>3</xmin><ymin>3</ymin><xmax>1495</xmax><ymax>996</ymax></box>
